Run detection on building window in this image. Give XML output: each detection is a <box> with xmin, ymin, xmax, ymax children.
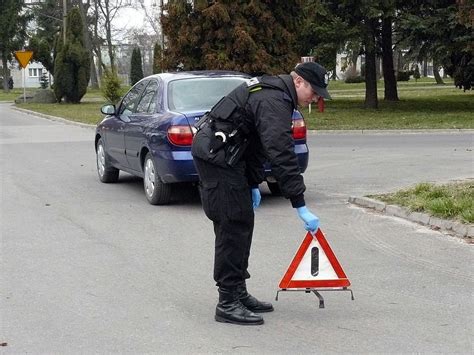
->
<box><xmin>29</xmin><ymin>68</ymin><xmax>41</xmax><ymax>77</ymax></box>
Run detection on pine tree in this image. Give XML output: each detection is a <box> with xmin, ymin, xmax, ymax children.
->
<box><xmin>130</xmin><ymin>47</ymin><xmax>144</xmax><ymax>85</ymax></box>
<box><xmin>53</xmin><ymin>7</ymin><xmax>91</xmax><ymax>103</ymax></box>
<box><xmin>397</xmin><ymin>1</ymin><xmax>473</xmax><ymax>91</ymax></box>
<box><xmin>0</xmin><ymin>0</ymin><xmax>31</xmax><ymax>91</ymax></box>
<box><xmin>161</xmin><ymin>1</ymin><xmax>303</xmax><ymax>75</ymax></box>
<box><xmin>28</xmin><ymin>0</ymin><xmax>61</xmax><ymax>76</ymax></box>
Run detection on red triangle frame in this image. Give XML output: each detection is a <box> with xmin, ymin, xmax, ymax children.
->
<box><xmin>279</xmin><ymin>229</ymin><xmax>351</xmax><ymax>289</ymax></box>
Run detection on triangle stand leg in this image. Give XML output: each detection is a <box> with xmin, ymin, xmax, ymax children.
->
<box><xmin>312</xmin><ymin>290</ymin><xmax>325</xmax><ymax>309</ymax></box>
<box><xmin>275</xmin><ymin>287</ymin><xmax>355</xmax><ymax>309</ymax></box>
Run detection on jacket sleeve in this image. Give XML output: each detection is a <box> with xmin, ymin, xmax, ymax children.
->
<box><xmin>249</xmin><ymin>90</ymin><xmax>306</xmax><ymax>207</ymax></box>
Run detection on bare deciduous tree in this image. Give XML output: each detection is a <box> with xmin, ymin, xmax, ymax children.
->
<box><xmin>95</xmin><ymin>0</ymin><xmax>128</xmax><ymax>72</ymax></box>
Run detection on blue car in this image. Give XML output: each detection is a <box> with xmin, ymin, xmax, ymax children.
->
<box><xmin>95</xmin><ymin>71</ymin><xmax>308</xmax><ymax>205</ymax></box>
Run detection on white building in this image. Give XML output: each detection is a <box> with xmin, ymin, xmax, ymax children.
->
<box><xmin>7</xmin><ymin>61</ymin><xmax>53</xmax><ymax>89</ymax></box>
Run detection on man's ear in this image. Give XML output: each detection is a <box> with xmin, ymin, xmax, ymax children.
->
<box><xmin>294</xmin><ymin>75</ymin><xmax>303</xmax><ymax>89</ymax></box>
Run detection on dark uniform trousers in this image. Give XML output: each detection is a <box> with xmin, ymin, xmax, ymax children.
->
<box><xmin>193</xmin><ymin>157</ymin><xmax>254</xmax><ymax>289</ymax></box>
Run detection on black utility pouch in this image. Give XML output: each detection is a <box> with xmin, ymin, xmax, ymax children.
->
<box><xmin>225</xmin><ymin>139</ymin><xmax>249</xmax><ymax>167</ymax></box>
<box><xmin>191</xmin><ymin>125</ymin><xmax>227</xmax><ymax>168</ymax></box>
<box><xmin>210</xmin><ymin>96</ymin><xmax>238</xmax><ymax>121</ymax></box>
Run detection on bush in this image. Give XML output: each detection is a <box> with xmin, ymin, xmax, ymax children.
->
<box><xmin>413</xmin><ymin>65</ymin><xmax>421</xmax><ymax>81</ymax></box>
<box><xmin>345</xmin><ymin>76</ymin><xmax>365</xmax><ymax>83</ymax></box>
<box><xmin>39</xmin><ymin>72</ymin><xmax>49</xmax><ymax>89</ymax></box>
<box><xmin>397</xmin><ymin>71</ymin><xmax>411</xmax><ymax>81</ymax></box>
<box><xmin>101</xmin><ymin>69</ymin><xmax>122</xmax><ymax>104</ymax></box>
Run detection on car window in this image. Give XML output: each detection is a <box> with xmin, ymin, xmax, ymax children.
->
<box><xmin>136</xmin><ymin>80</ymin><xmax>159</xmax><ymax>114</ymax></box>
<box><xmin>119</xmin><ymin>81</ymin><xmax>147</xmax><ymax>117</ymax></box>
<box><xmin>168</xmin><ymin>77</ymin><xmax>247</xmax><ymax>111</ymax></box>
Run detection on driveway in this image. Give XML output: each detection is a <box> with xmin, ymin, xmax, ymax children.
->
<box><xmin>1</xmin><ymin>103</ymin><xmax>473</xmax><ymax>353</ymax></box>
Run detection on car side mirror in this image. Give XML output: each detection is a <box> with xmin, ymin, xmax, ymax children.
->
<box><xmin>101</xmin><ymin>104</ymin><xmax>116</xmax><ymax>115</ymax></box>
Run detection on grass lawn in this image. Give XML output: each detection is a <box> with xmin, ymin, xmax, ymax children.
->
<box><xmin>0</xmin><ymin>88</ymin><xmax>30</xmax><ymax>102</ymax></box>
<box><xmin>302</xmin><ymin>78</ymin><xmax>474</xmax><ymax>130</ymax></box>
<box><xmin>369</xmin><ymin>181</ymin><xmax>474</xmax><ymax>224</ymax></box>
<box><xmin>5</xmin><ymin>77</ymin><xmax>474</xmax><ymax>129</ymax></box>
<box><xmin>16</xmin><ymin>101</ymin><xmax>106</xmax><ymax>125</ymax></box>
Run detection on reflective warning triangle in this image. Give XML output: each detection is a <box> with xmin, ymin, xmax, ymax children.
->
<box><xmin>279</xmin><ymin>229</ymin><xmax>350</xmax><ymax>289</ymax></box>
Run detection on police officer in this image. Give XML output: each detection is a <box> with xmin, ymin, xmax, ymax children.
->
<box><xmin>192</xmin><ymin>62</ymin><xmax>331</xmax><ymax>325</ymax></box>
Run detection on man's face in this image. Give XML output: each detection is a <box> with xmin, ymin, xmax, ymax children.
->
<box><xmin>294</xmin><ymin>76</ymin><xmax>319</xmax><ymax>107</ymax></box>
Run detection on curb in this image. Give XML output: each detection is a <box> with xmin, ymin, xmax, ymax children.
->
<box><xmin>348</xmin><ymin>196</ymin><xmax>473</xmax><ymax>241</ymax></box>
<box><xmin>308</xmin><ymin>128</ymin><xmax>474</xmax><ymax>135</ymax></box>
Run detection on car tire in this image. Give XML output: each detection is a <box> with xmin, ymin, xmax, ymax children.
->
<box><xmin>267</xmin><ymin>181</ymin><xmax>282</xmax><ymax>196</ymax></box>
<box><xmin>96</xmin><ymin>138</ymin><xmax>119</xmax><ymax>183</ymax></box>
<box><xmin>143</xmin><ymin>153</ymin><xmax>172</xmax><ymax>205</ymax></box>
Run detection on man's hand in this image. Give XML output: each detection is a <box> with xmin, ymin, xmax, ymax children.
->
<box><xmin>251</xmin><ymin>188</ymin><xmax>261</xmax><ymax>209</ymax></box>
<box><xmin>296</xmin><ymin>206</ymin><xmax>319</xmax><ymax>233</ymax></box>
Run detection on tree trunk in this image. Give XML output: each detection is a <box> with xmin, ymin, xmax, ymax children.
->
<box><xmin>375</xmin><ymin>57</ymin><xmax>381</xmax><ymax>80</ymax></box>
<box><xmin>423</xmin><ymin>60</ymin><xmax>428</xmax><ymax>77</ymax></box>
<box><xmin>351</xmin><ymin>50</ymin><xmax>359</xmax><ymax>75</ymax></box>
<box><xmin>330</xmin><ymin>53</ymin><xmax>338</xmax><ymax>80</ymax></box>
<box><xmin>106</xmin><ymin>21</ymin><xmax>115</xmax><ymax>71</ymax></box>
<box><xmin>97</xmin><ymin>0</ymin><xmax>116</xmax><ymax>72</ymax></box>
<box><xmin>397</xmin><ymin>50</ymin><xmax>403</xmax><ymax>72</ymax></box>
<box><xmin>433</xmin><ymin>62</ymin><xmax>445</xmax><ymax>84</ymax></box>
<box><xmin>78</xmin><ymin>0</ymin><xmax>99</xmax><ymax>89</ymax></box>
<box><xmin>95</xmin><ymin>47</ymin><xmax>104</xmax><ymax>78</ymax></box>
<box><xmin>2</xmin><ymin>55</ymin><xmax>9</xmax><ymax>91</ymax></box>
<box><xmin>92</xmin><ymin>0</ymin><xmax>103</xmax><ymax>82</ymax></box>
<box><xmin>381</xmin><ymin>16</ymin><xmax>398</xmax><ymax>101</ymax></box>
<box><xmin>364</xmin><ymin>18</ymin><xmax>378</xmax><ymax>109</ymax></box>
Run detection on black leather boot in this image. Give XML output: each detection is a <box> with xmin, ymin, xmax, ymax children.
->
<box><xmin>237</xmin><ymin>283</ymin><xmax>274</xmax><ymax>313</ymax></box>
<box><xmin>215</xmin><ymin>288</ymin><xmax>264</xmax><ymax>325</ymax></box>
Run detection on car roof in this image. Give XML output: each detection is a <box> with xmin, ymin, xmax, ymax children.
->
<box><xmin>142</xmin><ymin>70</ymin><xmax>251</xmax><ymax>84</ymax></box>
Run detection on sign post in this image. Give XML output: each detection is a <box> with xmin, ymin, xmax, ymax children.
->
<box><xmin>14</xmin><ymin>50</ymin><xmax>34</xmax><ymax>103</ymax></box>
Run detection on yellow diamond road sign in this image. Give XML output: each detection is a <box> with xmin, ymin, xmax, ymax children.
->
<box><xmin>14</xmin><ymin>50</ymin><xmax>34</xmax><ymax>69</ymax></box>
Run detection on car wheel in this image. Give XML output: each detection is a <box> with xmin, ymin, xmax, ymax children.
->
<box><xmin>143</xmin><ymin>153</ymin><xmax>172</xmax><ymax>205</ymax></box>
<box><xmin>96</xmin><ymin>138</ymin><xmax>119</xmax><ymax>183</ymax></box>
<box><xmin>267</xmin><ymin>181</ymin><xmax>282</xmax><ymax>196</ymax></box>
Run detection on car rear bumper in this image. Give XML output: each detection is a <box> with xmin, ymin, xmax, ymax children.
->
<box><xmin>157</xmin><ymin>150</ymin><xmax>199</xmax><ymax>183</ymax></box>
<box><xmin>155</xmin><ymin>142</ymin><xmax>308</xmax><ymax>184</ymax></box>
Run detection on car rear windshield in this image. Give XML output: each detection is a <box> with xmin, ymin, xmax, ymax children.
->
<box><xmin>168</xmin><ymin>77</ymin><xmax>247</xmax><ymax>112</ymax></box>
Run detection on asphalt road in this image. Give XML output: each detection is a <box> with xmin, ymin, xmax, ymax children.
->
<box><xmin>1</xmin><ymin>103</ymin><xmax>473</xmax><ymax>353</ymax></box>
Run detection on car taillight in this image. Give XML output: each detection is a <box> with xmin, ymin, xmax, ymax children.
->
<box><xmin>292</xmin><ymin>119</ymin><xmax>306</xmax><ymax>140</ymax></box>
<box><xmin>167</xmin><ymin>125</ymin><xmax>194</xmax><ymax>146</ymax></box>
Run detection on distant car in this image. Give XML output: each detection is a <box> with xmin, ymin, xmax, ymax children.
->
<box><xmin>95</xmin><ymin>71</ymin><xmax>309</xmax><ymax>204</ymax></box>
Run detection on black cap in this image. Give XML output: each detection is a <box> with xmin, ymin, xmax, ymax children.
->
<box><xmin>294</xmin><ymin>62</ymin><xmax>331</xmax><ymax>99</ymax></box>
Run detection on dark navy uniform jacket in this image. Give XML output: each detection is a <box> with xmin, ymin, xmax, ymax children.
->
<box><xmin>242</xmin><ymin>74</ymin><xmax>305</xmax><ymax>208</ymax></box>
<box><xmin>192</xmin><ymin>74</ymin><xmax>306</xmax><ymax>208</ymax></box>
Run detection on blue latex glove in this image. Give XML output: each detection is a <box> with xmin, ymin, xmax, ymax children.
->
<box><xmin>251</xmin><ymin>188</ymin><xmax>261</xmax><ymax>209</ymax></box>
<box><xmin>296</xmin><ymin>206</ymin><xmax>319</xmax><ymax>233</ymax></box>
